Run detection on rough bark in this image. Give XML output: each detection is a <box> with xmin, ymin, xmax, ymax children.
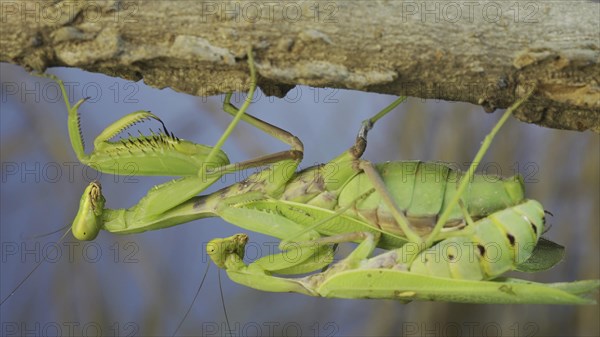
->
<box><xmin>1</xmin><ymin>0</ymin><xmax>598</xmax><ymax>132</ymax></box>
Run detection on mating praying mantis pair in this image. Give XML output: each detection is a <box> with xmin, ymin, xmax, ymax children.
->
<box><xmin>2</xmin><ymin>49</ymin><xmax>598</xmax><ymax>308</ymax></box>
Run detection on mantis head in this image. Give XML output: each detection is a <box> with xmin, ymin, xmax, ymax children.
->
<box><xmin>206</xmin><ymin>234</ymin><xmax>249</xmax><ymax>269</ymax></box>
<box><xmin>72</xmin><ymin>181</ymin><xmax>106</xmax><ymax>240</ymax></box>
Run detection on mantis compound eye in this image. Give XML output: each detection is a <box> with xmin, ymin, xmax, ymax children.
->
<box><xmin>206</xmin><ymin>239</ymin><xmax>227</xmax><ymax>269</ymax></box>
<box><xmin>206</xmin><ymin>234</ymin><xmax>249</xmax><ymax>269</ymax></box>
<box><xmin>71</xmin><ymin>181</ymin><xmax>105</xmax><ymax>241</ymax></box>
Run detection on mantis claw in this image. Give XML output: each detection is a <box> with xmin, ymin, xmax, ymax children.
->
<box><xmin>72</xmin><ymin>97</ymin><xmax>89</xmax><ymax>111</ymax></box>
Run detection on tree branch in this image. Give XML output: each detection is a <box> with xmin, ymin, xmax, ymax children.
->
<box><xmin>1</xmin><ymin>0</ymin><xmax>598</xmax><ymax>132</ymax></box>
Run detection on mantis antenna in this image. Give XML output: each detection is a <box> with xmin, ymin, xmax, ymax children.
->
<box><xmin>0</xmin><ymin>228</ymin><xmax>71</xmax><ymax>305</ymax></box>
<box><xmin>171</xmin><ymin>262</ymin><xmax>210</xmax><ymax>336</ymax></box>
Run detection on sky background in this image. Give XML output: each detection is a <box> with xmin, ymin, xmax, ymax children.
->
<box><xmin>1</xmin><ymin>61</ymin><xmax>599</xmax><ymax>337</ymax></box>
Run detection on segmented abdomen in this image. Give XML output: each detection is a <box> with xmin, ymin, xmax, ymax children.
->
<box><xmin>338</xmin><ymin>161</ymin><xmax>526</xmax><ymax>237</ymax></box>
<box><xmin>408</xmin><ymin>199</ymin><xmax>544</xmax><ymax>280</ymax></box>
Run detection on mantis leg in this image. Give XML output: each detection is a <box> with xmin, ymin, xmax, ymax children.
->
<box><xmin>354</xmin><ymin>96</ymin><xmax>408</xmax><ymax>157</ymax></box>
<box><xmin>424</xmin><ymin>88</ymin><xmax>536</xmax><ymax>248</ymax></box>
<box><xmin>222</xmin><ymin>93</ymin><xmax>304</xmax><ymax>153</ymax></box>
<box><xmin>223</xmin><ymin>94</ymin><xmax>407</xmax><ymax>160</ymax></box>
<box><xmin>36</xmin><ymin>72</ymin><xmax>167</xmax><ymax>168</ymax></box>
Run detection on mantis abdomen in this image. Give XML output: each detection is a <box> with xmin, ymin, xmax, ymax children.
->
<box><xmin>407</xmin><ymin>199</ymin><xmax>544</xmax><ymax>280</ymax></box>
<box><xmin>285</xmin><ymin>161</ymin><xmax>525</xmax><ymax>238</ymax></box>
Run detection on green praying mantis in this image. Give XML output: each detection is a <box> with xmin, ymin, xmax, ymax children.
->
<box><xmin>200</xmin><ymin>91</ymin><xmax>600</xmax><ymax>304</ymax></box>
<box><xmin>4</xmin><ymin>49</ymin><xmax>598</xmax><ymax>307</ymax></box>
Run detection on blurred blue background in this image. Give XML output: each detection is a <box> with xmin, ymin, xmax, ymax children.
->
<box><xmin>1</xmin><ymin>62</ymin><xmax>598</xmax><ymax>336</ymax></box>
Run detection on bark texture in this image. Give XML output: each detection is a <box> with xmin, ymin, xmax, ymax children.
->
<box><xmin>1</xmin><ymin>0</ymin><xmax>598</xmax><ymax>132</ymax></box>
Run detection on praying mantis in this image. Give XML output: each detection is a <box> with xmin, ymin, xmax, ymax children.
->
<box><xmin>5</xmin><ymin>50</ymin><xmax>596</xmax><ymax>337</ymax></box>
<box><xmin>200</xmin><ymin>89</ymin><xmax>599</xmax><ymax>304</ymax></box>
<box><xmin>3</xmin><ymin>49</ymin><xmax>597</xmax><ymax>308</ymax></box>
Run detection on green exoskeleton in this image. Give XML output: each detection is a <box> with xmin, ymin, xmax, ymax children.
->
<box><xmin>4</xmin><ymin>47</ymin><xmax>597</xmax><ymax>306</ymax></box>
